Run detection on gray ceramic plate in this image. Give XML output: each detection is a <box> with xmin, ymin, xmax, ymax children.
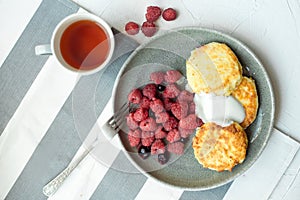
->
<box><xmin>112</xmin><ymin>27</ymin><xmax>275</xmax><ymax>190</ymax></box>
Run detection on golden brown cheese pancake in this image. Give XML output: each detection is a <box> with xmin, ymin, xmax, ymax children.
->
<box><xmin>232</xmin><ymin>76</ymin><xmax>258</xmax><ymax>128</ymax></box>
<box><xmin>186</xmin><ymin>42</ymin><xmax>242</xmax><ymax>96</ymax></box>
<box><xmin>192</xmin><ymin>122</ymin><xmax>248</xmax><ymax>172</ymax></box>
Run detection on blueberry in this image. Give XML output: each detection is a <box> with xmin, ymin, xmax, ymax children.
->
<box><xmin>157</xmin><ymin>84</ymin><xmax>166</xmax><ymax>92</ymax></box>
<box><xmin>158</xmin><ymin>152</ymin><xmax>169</xmax><ymax>165</ymax></box>
<box><xmin>138</xmin><ymin>145</ymin><xmax>151</xmax><ymax>159</ymax></box>
<box><xmin>180</xmin><ymin>137</ymin><xmax>188</xmax><ymax>144</ymax></box>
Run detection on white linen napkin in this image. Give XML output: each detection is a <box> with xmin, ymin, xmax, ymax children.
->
<box><xmin>49</xmin><ymin>98</ymin><xmax>300</xmax><ymax>200</ymax></box>
<box><xmin>223</xmin><ymin>129</ymin><xmax>299</xmax><ymax>200</ymax></box>
<box><xmin>269</xmin><ymin>148</ymin><xmax>300</xmax><ymax>200</ymax></box>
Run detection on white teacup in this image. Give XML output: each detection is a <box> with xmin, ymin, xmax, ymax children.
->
<box><xmin>35</xmin><ymin>13</ymin><xmax>115</xmax><ymax>75</ymax></box>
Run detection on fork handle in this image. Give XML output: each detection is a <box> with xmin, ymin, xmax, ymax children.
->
<box><xmin>43</xmin><ymin>144</ymin><xmax>95</xmax><ymax>197</ymax></box>
<box><xmin>42</xmin><ymin>165</ymin><xmax>74</xmax><ymax>197</ymax></box>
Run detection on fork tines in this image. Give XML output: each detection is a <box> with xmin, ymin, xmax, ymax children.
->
<box><xmin>108</xmin><ymin>102</ymin><xmax>129</xmax><ymax>131</ymax></box>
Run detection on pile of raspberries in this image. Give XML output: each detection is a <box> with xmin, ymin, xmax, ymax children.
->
<box><xmin>126</xmin><ymin>70</ymin><xmax>203</xmax><ymax>165</ymax></box>
<box><xmin>125</xmin><ymin>6</ymin><xmax>177</xmax><ymax>37</ymax></box>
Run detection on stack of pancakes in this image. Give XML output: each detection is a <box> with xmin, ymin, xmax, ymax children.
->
<box><xmin>187</xmin><ymin>42</ymin><xmax>258</xmax><ymax>172</ymax></box>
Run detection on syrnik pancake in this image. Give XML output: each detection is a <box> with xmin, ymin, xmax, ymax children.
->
<box><xmin>232</xmin><ymin>76</ymin><xmax>258</xmax><ymax>129</ymax></box>
<box><xmin>186</xmin><ymin>42</ymin><xmax>242</xmax><ymax>96</ymax></box>
<box><xmin>192</xmin><ymin>122</ymin><xmax>248</xmax><ymax>172</ymax></box>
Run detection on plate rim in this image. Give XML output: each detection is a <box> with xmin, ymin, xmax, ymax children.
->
<box><xmin>111</xmin><ymin>26</ymin><xmax>275</xmax><ymax>191</ymax></box>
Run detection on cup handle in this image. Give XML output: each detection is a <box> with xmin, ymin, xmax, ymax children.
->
<box><xmin>35</xmin><ymin>44</ymin><xmax>52</xmax><ymax>55</ymax></box>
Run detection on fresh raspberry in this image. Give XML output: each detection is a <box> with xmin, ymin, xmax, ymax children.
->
<box><xmin>163</xmin><ymin>116</ymin><xmax>178</xmax><ymax>131</ymax></box>
<box><xmin>155</xmin><ymin>112</ymin><xmax>169</xmax><ymax>123</ymax></box>
<box><xmin>145</xmin><ymin>6</ymin><xmax>162</xmax><ymax>22</ymax></box>
<box><xmin>128</xmin><ymin>129</ymin><xmax>141</xmax><ymax>147</ymax></box>
<box><xmin>179</xmin><ymin>127</ymin><xmax>194</xmax><ymax>138</ymax></box>
<box><xmin>150</xmin><ymin>71</ymin><xmax>165</xmax><ymax>84</ymax></box>
<box><xmin>150</xmin><ymin>98</ymin><xmax>164</xmax><ymax>113</ymax></box>
<box><xmin>141</xmin><ymin>21</ymin><xmax>157</xmax><ymax>37</ymax></box>
<box><xmin>139</xmin><ymin>97</ymin><xmax>151</xmax><ymax>109</ymax></box>
<box><xmin>141</xmin><ymin>131</ymin><xmax>155</xmax><ymax>146</ymax></box>
<box><xmin>128</xmin><ymin>89</ymin><xmax>142</xmax><ymax>104</ymax></box>
<box><xmin>164</xmin><ymin>70</ymin><xmax>182</xmax><ymax>83</ymax></box>
<box><xmin>179</xmin><ymin>114</ymin><xmax>199</xmax><ymax>130</ymax></box>
<box><xmin>125</xmin><ymin>22</ymin><xmax>140</xmax><ymax>35</ymax></box>
<box><xmin>163</xmin><ymin>98</ymin><xmax>173</xmax><ymax>111</ymax></box>
<box><xmin>151</xmin><ymin>139</ymin><xmax>165</xmax><ymax>155</ymax></box>
<box><xmin>177</xmin><ymin>90</ymin><xmax>194</xmax><ymax>102</ymax></box>
<box><xmin>166</xmin><ymin>129</ymin><xmax>181</xmax><ymax>143</ymax></box>
<box><xmin>171</xmin><ymin>101</ymin><xmax>188</xmax><ymax>120</ymax></box>
<box><xmin>142</xmin><ymin>83</ymin><xmax>156</xmax><ymax>99</ymax></box>
<box><xmin>154</xmin><ymin>126</ymin><xmax>167</xmax><ymax>139</ymax></box>
<box><xmin>162</xmin><ymin>8</ymin><xmax>177</xmax><ymax>21</ymax></box>
<box><xmin>133</xmin><ymin>108</ymin><xmax>149</xmax><ymax>122</ymax></box>
<box><xmin>140</xmin><ymin>117</ymin><xmax>157</xmax><ymax>131</ymax></box>
<box><xmin>188</xmin><ymin>102</ymin><xmax>196</xmax><ymax>114</ymax></box>
<box><xmin>126</xmin><ymin>113</ymin><xmax>139</xmax><ymax>130</ymax></box>
<box><xmin>167</xmin><ymin>142</ymin><xmax>184</xmax><ymax>155</ymax></box>
<box><xmin>163</xmin><ymin>84</ymin><xmax>180</xmax><ymax>98</ymax></box>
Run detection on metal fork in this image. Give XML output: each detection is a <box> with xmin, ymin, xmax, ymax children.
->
<box><xmin>42</xmin><ymin>102</ymin><xmax>129</xmax><ymax>197</ymax></box>
<box><xmin>106</xmin><ymin>102</ymin><xmax>129</xmax><ymax>132</ymax></box>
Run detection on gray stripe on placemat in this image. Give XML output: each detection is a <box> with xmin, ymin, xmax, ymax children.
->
<box><xmin>90</xmin><ymin>151</ymin><xmax>147</xmax><ymax>200</ymax></box>
<box><xmin>0</xmin><ymin>0</ymin><xmax>78</xmax><ymax>135</ymax></box>
<box><xmin>5</xmin><ymin>93</ymin><xmax>81</xmax><ymax>200</ymax></box>
<box><xmin>180</xmin><ymin>182</ymin><xmax>232</xmax><ymax>200</ymax></box>
<box><xmin>5</xmin><ymin>30</ymin><xmax>139</xmax><ymax>199</ymax></box>
<box><xmin>4</xmin><ymin>53</ymin><xmax>132</xmax><ymax>200</ymax></box>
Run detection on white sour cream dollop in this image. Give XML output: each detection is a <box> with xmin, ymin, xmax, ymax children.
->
<box><xmin>194</xmin><ymin>93</ymin><xmax>245</xmax><ymax>127</ymax></box>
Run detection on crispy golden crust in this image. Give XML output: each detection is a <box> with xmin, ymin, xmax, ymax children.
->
<box><xmin>186</xmin><ymin>42</ymin><xmax>242</xmax><ymax>96</ymax></box>
<box><xmin>192</xmin><ymin>122</ymin><xmax>248</xmax><ymax>172</ymax></box>
<box><xmin>232</xmin><ymin>76</ymin><xmax>258</xmax><ymax>128</ymax></box>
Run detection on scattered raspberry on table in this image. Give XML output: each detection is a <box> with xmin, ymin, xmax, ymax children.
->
<box><xmin>162</xmin><ymin>8</ymin><xmax>177</xmax><ymax>21</ymax></box>
<box><xmin>125</xmin><ymin>5</ymin><xmax>178</xmax><ymax>37</ymax></box>
<box><xmin>145</xmin><ymin>6</ymin><xmax>162</xmax><ymax>22</ymax></box>
<box><xmin>125</xmin><ymin>22</ymin><xmax>140</xmax><ymax>35</ymax></box>
<box><xmin>141</xmin><ymin>21</ymin><xmax>157</xmax><ymax>37</ymax></box>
